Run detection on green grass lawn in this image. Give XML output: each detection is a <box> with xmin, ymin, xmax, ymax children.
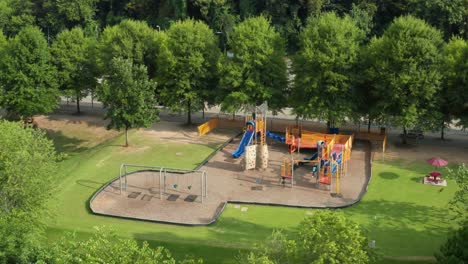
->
<box><xmin>45</xmin><ymin>126</ymin><xmax>459</xmax><ymax>263</ymax></box>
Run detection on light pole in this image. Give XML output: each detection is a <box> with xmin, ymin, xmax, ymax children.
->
<box><xmin>156</xmin><ymin>25</ymin><xmax>161</xmax><ymax>32</ymax></box>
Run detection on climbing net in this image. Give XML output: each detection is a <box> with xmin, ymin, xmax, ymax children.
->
<box><xmin>119</xmin><ymin>164</ymin><xmax>208</xmax><ymax>203</ymax></box>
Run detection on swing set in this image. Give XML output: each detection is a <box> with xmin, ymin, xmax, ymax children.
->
<box><xmin>119</xmin><ymin>163</ymin><xmax>208</xmax><ymax>203</ymax></box>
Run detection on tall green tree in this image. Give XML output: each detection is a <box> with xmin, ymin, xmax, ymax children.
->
<box><xmin>365</xmin><ymin>16</ymin><xmax>444</xmax><ymax>143</ymax></box>
<box><xmin>51</xmin><ymin>27</ymin><xmax>98</xmax><ymax>114</ymax></box>
<box><xmin>219</xmin><ymin>16</ymin><xmax>287</xmax><ymax>114</ymax></box>
<box><xmin>0</xmin><ymin>26</ymin><xmax>59</xmax><ymax>120</ymax></box>
<box><xmin>0</xmin><ymin>121</ymin><xmax>59</xmax><ymax>263</ymax></box>
<box><xmin>292</xmin><ymin>12</ymin><xmax>363</xmax><ymax>129</ymax></box>
<box><xmin>158</xmin><ymin>19</ymin><xmax>220</xmax><ymax>124</ymax></box>
<box><xmin>99</xmin><ymin>19</ymin><xmax>168</xmax><ymax>79</ymax></box>
<box><xmin>98</xmin><ymin>57</ymin><xmax>158</xmax><ymax>147</ymax></box>
<box><xmin>438</xmin><ymin>37</ymin><xmax>468</xmax><ymax>138</ymax></box>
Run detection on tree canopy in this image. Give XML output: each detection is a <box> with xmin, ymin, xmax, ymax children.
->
<box><xmin>99</xmin><ymin>19</ymin><xmax>168</xmax><ymax>78</ymax></box>
<box><xmin>0</xmin><ymin>26</ymin><xmax>59</xmax><ymax>119</ymax></box>
<box><xmin>0</xmin><ymin>121</ymin><xmax>59</xmax><ymax>263</ymax></box>
<box><xmin>291</xmin><ymin>12</ymin><xmax>363</xmax><ymax>128</ymax></box>
<box><xmin>364</xmin><ymin>16</ymin><xmax>444</xmax><ymax>138</ymax></box>
<box><xmin>219</xmin><ymin>16</ymin><xmax>287</xmax><ymax>113</ymax></box>
<box><xmin>51</xmin><ymin>26</ymin><xmax>98</xmax><ymax>114</ymax></box>
<box><xmin>157</xmin><ymin>19</ymin><xmax>220</xmax><ymax>124</ymax></box>
<box><xmin>98</xmin><ymin>57</ymin><xmax>158</xmax><ymax>146</ymax></box>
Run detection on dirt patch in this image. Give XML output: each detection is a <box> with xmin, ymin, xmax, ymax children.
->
<box><xmin>378</xmin><ymin>133</ymin><xmax>468</xmax><ymax>164</ymax></box>
<box><xmin>141</xmin><ymin>121</ymin><xmax>237</xmax><ymax>145</ymax></box>
<box><xmin>34</xmin><ymin>114</ymin><xmax>120</xmax><ymax>152</ymax></box>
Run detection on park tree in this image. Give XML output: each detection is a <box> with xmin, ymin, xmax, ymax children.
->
<box><xmin>158</xmin><ymin>19</ymin><xmax>220</xmax><ymax>125</ymax></box>
<box><xmin>435</xmin><ymin>164</ymin><xmax>468</xmax><ymax>263</ymax></box>
<box><xmin>291</xmin><ymin>12</ymin><xmax>363</xmax><ymax>129</ymax></box>
<box><xmin>365</xmin><ymin>16</ymin><xmax>444</xmax><ymax>143</ymax></box>
<box><xmin>438</xmin><ymin>37</ymin><xmax>468</xmax><ymax>139</ymax></box>
<box><xmin>0</xmin><ymin>121</ymin><xmax>59</xmax><ymax>263</ymax></box>
<box><xmin>240</xmin><ymin>211</ymin><xmax>375</xmax><ymax>263</ymax></box>
<box><xmin>219</xmin><ymin>16</ymin><xmax>287</xmax><ymax>114</ymax></box>
<box><xmin>0</xmin><ymin>26</ymin><xmax>59</xmax><ymax>120</ymax></box>
<box><xmin>436</xmin><ymin>221</ymin><xmax>468</xmax><ymax>264</ymax></box>
<box><xmin>0</xmin><ymin>0</ymin><xmax>35</xmax><ymax>36</ymax></box>
<box><xmin>447</xmin><ymin>164</ymin><xmax>468</xmax><ymax>219</ymax></box>
<box><xmin>51</xmin><ymin>27</ymin><xmax>98</xmax><ymax>114</ymax></box>
<box><xmin>98</xmin><ymin>57</ymin><xmax>158</xmax><ymax>147</ymax></box>
<box><xmin>99</xmin><ymin>19</ymin><xmax>169</xmax><ymax>79</ymax></box>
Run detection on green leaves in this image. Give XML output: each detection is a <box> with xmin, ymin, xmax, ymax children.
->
<box><xmin>365</xmin><ymin>16</ymin><xmax>444</xmax><ymax>129</ymax></box>
<box><xmin>220</xmin><ymin>16</ymin><xmax>287</xmax><ymax>112</ymax></box>
<box><xmin>51</xmin><ymin>26</ymin><xmax>97</xmax><ymax>113</ymax></box>
<box><xmin>0</xmin><ymin>26</ymin><xmax>59</xmax><ymax>118</ymax></box>
<box><xmin>241</xmin><ymin>211</ymin><xmax>375</xmax><ymax>264</ymax></box>
<box><xmin>292</xmin><ymin>12</ymin><xmax>363</xmax><ymax>125</ymax></box>
<box><xmin>98</xmin><ymin>57</ymin><xmax>158</xmax><ymax>140</ymax></box>
<box><xmin>158</xmin><ymin>19</ymin><xmax>220</xmax><ymax>124</ymax></box>
<box><xmin>0</xmin><ymin>121</ymin><xmax>59</xmax><ymax>262</ymax></box>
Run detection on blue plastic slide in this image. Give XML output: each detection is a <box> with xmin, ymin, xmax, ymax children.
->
<box><xmin>232</xmin><ymin>130</ymin><xmax>255</xmax><ymax>158</ymax></box>
<box><xmin>266</xmin><ymin>131</ymin><xmax>285</xmax><ymax>143</ymax></box>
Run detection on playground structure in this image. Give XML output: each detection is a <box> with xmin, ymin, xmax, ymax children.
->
<box><xmin>198</xmin><ymin>105</ymin><xmax>355</xmax><ymax>195</ymax></box>
<box><xmin>119</xmin><ymin>164</ymin><xmax>207</xmax><ymax>203</ymax></box>
<box><xmin>271</xmin><ymin>125</ymin><xmax>352</xmax><ymax>194</ymax></box>
<box><xmin>229</xmin><ymin>102</ymin><xmax>269</xmax><ymax>170</ymax></box>
<box><xmin>91</xmin><ymin>118</ymin><xmax>372</xmax><ymax>225</ymax></box>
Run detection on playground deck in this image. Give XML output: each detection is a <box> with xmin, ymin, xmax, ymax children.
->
<box><xmin>91</xmin><ymin>135</ymin><xmax>371</xmax><ymax>225</ymax></box>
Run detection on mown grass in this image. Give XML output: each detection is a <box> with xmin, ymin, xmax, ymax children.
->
<box><xmin>45</xmin><ymin>124</ymin><xmax>458</xmax><ymax>264</ymax></box>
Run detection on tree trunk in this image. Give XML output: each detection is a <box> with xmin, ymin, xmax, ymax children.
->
<box><xmin>367</xmin><ymin>118</ymin><xmax>371</xmax><ymax>133</ymax></box>
<box><xmin>441</xmin><ymin>120</ymin><xmax>445</xmax><ymax>140</ymax></box>
<box><xmin>187</xmin><ymin>99</ymin><xmax>192</xmax><ymax>125</ymax></box>
<box><xmin>125</xmin><ymin>127</ymin><xmax>129</xmax><ymax>147</ymax></box>
<box><xmin>326</xmin><ymin>120</ymin><xmax>331</xmax><ymax>131</ymax></box>
<box><xmin>76</xmin><ymin>94</ymin><xmax>81</xmax><ymax>114</ymax></box>
<box><xmin>402</xmin><ymin>127</ymin><xmax>407</xmax><ymax>144</ymax></box>
<box><xmin>202</xmin><ymin>107</ymin><xmax>205</xmax><ymax>120</ymax></box>
<box><xmin>91</xmin><ymin>92</ymin><xmax>94</xmax><ymax>108</ymax></box>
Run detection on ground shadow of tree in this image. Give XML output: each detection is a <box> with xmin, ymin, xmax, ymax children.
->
<box><xmin>345</xmin><ymin>199</ymin><xmax>455</xmax><ymax>256</ymax></box>
<box><xmin>44</xmin><ymin>129</ymin><xmax>89</xmax><ymax>154</ymax></box>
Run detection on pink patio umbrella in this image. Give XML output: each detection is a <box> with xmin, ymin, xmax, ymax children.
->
<box><xmin>427</xmin><ymin>157</ymin><xmax>448</xmax><ymax>167</ymax></box>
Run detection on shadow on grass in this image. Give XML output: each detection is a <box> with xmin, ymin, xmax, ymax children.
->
<box><xmin>410</xmin><ymin>177</ymin><xmax>423</xmax><ymax>183</ymax></box>
<box><xmin>379</xmin><ymin>172</ymin><xmax>399</xmax><ymax>180</ymax></box>
<box><xmin>345</xmin><ymin>199</ymin><xmax>454</xmax><ymax>256</ymax></box>
<box><xmin>44</xmin><ymin>129</ymin><xmax>89</xmax><ymax>154</ymax></box>
<box><xmin>131</xmin><ymin>216</ymin><xmax>282</xmax><ymax>264</ymax></box>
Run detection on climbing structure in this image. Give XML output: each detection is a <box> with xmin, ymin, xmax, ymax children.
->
<box><xmin>231</xmin><ymin>102</ymin><xmax>270</xmax><ymax>171</ymax></box>
<box><xmin>277</xmin><ymin>125</ymin><xmax>353</xmax><ymax>194</ymax></box>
